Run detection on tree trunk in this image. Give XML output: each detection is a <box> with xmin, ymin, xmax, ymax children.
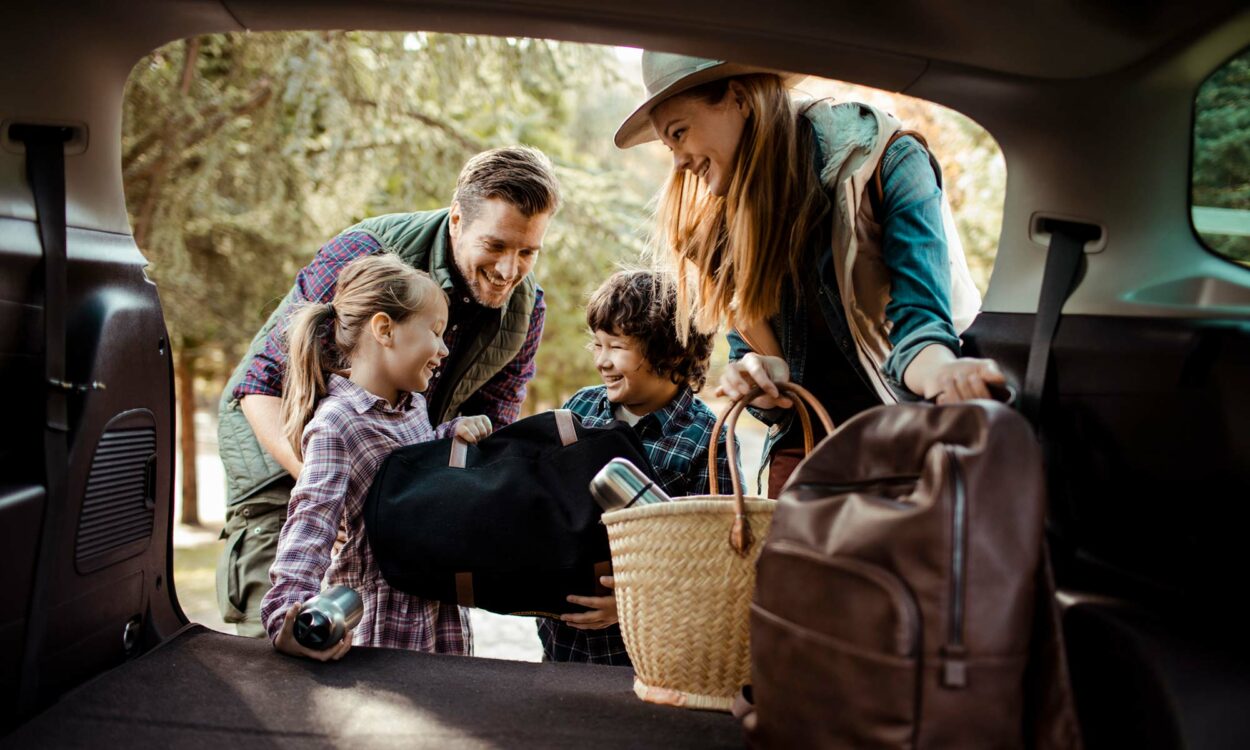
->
<box><xmin>176</xmin><ymin>349</ymin><xmax>200</xmax><ymax>526</ymax></box>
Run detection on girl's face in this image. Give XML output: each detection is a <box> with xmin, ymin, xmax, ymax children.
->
<box><xmin>386</xmin><ymin>296</ymin><xmax>450</xmax><ymax>395</ymax></box>
<box><xmin>649</xmin><ymin>83</ymin><xmax>751</xmax><ymax>198</ymax></box>
<box><xmin>591</xmin><ymin>329</ymin><xmax>678</xmax><ymax>416</ymax></box>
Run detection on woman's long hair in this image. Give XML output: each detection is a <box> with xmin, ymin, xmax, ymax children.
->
<box><xmin>650</xmin><ymin>74</ymin><xmax>829</xmax><ymax>340</ymax></box>
<box><xmin>281</xmin><ymin>253</ymin><xmax>443</xmax><ymax>459</ymax></box>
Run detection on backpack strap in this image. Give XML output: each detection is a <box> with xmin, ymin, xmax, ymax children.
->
<box><xmin>869</xmin><ymin>129</ymin><xmax>943</xmax><ymax>220</ymax></box>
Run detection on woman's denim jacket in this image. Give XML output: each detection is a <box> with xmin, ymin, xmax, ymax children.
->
<box><xmin>728</xmin><ymin>120</ymin><xmax>962</xmax><ymax>487</ymax></box>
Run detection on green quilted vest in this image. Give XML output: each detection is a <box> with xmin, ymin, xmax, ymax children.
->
<box><xmin>216</xmin><ymin>208</ymin><xmax>538</xmax><ymax>506</ymax></box>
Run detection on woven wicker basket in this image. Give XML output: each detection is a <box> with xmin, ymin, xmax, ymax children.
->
<box><xmin>602</xmin><ymin>382</ymin><xmax>833</xmax><ymax>712</ymax></box>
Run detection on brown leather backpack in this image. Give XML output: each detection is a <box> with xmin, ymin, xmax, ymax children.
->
<box><xmin>739</xmin><ymin>400</ymin><xmax>1082</xmax><ymax>748</ymax></box>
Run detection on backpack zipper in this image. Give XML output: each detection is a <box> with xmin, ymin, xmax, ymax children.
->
<box><xmin>941</xmin><ymin>446</ymin><xmax>968</xmax><ymax>688</ymax></box>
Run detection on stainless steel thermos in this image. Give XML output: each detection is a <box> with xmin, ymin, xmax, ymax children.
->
<box><xmin>294</xmin><ymin>584</ymin><xmax>363</xmax><ymax>650</ymax></box>
<box><xmin>589</xmin><ymin>458</ymin><xmax>671</xmax><ymax>512</ymax></box>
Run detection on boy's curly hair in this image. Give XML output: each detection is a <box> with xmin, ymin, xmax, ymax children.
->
<box><xmin>586</xmin><ymin>270</ymin><xmax>714</xmax><ymax>391</ymax></box>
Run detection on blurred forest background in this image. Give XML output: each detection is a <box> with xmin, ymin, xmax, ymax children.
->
<box><xmin>1192</xmin><ymin>45</ymin><xmax>1250</xmax><ymax>264</ymax></box>
<box><xmin>123</xmin><ymin>31</ymin><xmax>1009</xmax><ymax>531</ymax></box>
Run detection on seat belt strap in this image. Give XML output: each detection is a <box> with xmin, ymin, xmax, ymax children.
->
<box><xmin>13</xmin><ymin>124</ymin><xmax>74</xmax><ymax>717</ymax></box>
<box><xmin>1021</xmin><ymin>222</ymin><xmax>1095</xmax><ymax>425</ymax></box>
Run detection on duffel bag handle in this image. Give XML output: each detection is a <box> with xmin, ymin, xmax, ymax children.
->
<box><xmin>448</xmin><ymin>409</ymin><xmax>579</xmax><ymax>468</ymax></box>
<box><xmin>709</xmin><ymin>382</ymin><xmax>834</xmax><ymax>556</ymax></box>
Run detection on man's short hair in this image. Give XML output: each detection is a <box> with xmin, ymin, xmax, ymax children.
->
<box><xmin>586</xmin><ymin>270</ymin><xmax>714</xmax><ymax>391</ymax></box>
<box><xmin>453</xmin><ymin>146</ymin><xmax>562</xmax><ymax>225</ymax></box>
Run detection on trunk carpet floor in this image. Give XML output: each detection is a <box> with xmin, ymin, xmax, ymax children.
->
<box><xmin>5</xmin><ymin>625</ymin><xmax>744</xmax><ymax>748</ymax></box>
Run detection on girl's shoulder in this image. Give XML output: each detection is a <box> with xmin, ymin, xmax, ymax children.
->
<box><xmin>303</xmin><ymin>393</ymin><xmax>360</xmax><ymax>438</ymax></box>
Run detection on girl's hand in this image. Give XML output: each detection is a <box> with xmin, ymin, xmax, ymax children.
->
<box><xmin>273</xmin><ymin>601</ymin><xmax>353</xmax><ymax>662</ymax></box>
<box><xmin>455</xmin><ymin>415</ymin><xmax>493</xmax><ymax>444</ymax></box>
<box><xmin>561</xmin><ymin>576</ymin><xmax>619</xmax><ymax>630</ymax></box>
<box><xmin>715</xmin><ymin>353</ymin><xmax>793</xmax><ymax>409</ymax></box>
<box><xmin>923</xmin><ymin>357</ymin><xmax>1006</xmax><ymax>405</ymax></box>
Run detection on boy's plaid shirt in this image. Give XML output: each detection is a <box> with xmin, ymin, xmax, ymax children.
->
<box><xmin>537</xmin><ymin>384</ymin><xmax>739</xmax><ymax>666</ymax></box>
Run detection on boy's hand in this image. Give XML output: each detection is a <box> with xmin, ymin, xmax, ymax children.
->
<box><xmin>455</xmin><ymin>415</ymin><xmax>493</xmax><ymax>444</ymax></box>
<box><xmin>715</xmin><ymin>353</ymin><xmax>793</xmax><ymax>409</ymax></box>
<box><xmin>273</xmin><ymin>601</ymin><xmax>353</xmax><ymax>662</ymax></box>
<box><xmin>561</xmin><ymin>576</ymin><xmax>618</xmax><ymax>630</ymax></box>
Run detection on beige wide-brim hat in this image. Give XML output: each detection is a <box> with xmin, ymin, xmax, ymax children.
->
<box><xmin>614</xmin><ymin>51</ymin><xmax>805</xmax><ymax>149</ymax></box>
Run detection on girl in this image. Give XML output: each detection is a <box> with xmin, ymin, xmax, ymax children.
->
<box><xmin>616</xmin><ymin>51</ymin><xmax>1005</xmax><ymax>494</ymax></box>
<box><xmin>259</xmin><ymin>253</ymin><xmax>493</xmax><ymax>661</ymax></box>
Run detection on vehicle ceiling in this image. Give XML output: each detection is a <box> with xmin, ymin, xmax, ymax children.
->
<box><xmin>8</xmin><ymin>0</ymin><xmax>1249</xmax><ymax>89</ymax></box>
<box><xmin>2</xmin><ymin>0</ymin><xmax>1248</xmax><ymax>319</ymax></box>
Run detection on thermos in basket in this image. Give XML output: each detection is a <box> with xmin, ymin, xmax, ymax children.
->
<box><xmin>590</xmin><ymin>458</ymin><xmax>671</xmax><ymax>512</ymax></box>
<box><xmin>294</xmin><ymin>584</ymin><xmax>363</xmax><ymax>650</ymax></box>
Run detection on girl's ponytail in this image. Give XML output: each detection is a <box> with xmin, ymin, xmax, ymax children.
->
<box><xmin>282</xmin><ymin>302</ymin><xmax>337</xmax><ymax>459</ymax></box>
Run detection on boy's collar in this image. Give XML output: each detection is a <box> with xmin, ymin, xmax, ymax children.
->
<box><xmin>601</xmin><ymin>384</ymin><xmax>694</xmax><ymax>431</ymax></box>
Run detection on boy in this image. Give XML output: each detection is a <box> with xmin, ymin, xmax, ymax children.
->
<box><xmin>538</xmin><ymin>269</ymin><xmax>739</xmax><ymax>666</ymax></box>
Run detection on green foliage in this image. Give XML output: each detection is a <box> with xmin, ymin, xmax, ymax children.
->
<box><xmin>1193</xmin><ymin>46</ymin><xmax>1250</xmax><ymax>263</ymax></box>
<box><xmin>125</xmin><ymin>32</ymin><xmax>649</xmax><ymax>401</ymax></box>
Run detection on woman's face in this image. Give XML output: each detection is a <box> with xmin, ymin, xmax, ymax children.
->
<box><xmin>649</xmin><ymin>83</ymin><xmax>751</xmax><ymax>198</ymax></box>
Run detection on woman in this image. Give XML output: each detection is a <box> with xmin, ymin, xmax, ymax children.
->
<box><xmin>616</xmin><ymin>51</ymin><xmax>1005</xmax><ymax>495</ymax></box>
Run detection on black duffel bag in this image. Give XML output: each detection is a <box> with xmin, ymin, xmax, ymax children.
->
<box><xmin>362</xmin><ymin>409</ymin><xmax>659</xmax><ymax>617</ymax></box>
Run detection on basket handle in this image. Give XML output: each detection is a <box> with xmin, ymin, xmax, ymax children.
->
<box><xmin>708</xmin><ymin>382</ymin><xmax>835</xmax><ymax>556</ymax></box>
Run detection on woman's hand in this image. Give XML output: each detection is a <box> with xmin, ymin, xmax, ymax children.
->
<box><xmin>273</xmin><ymin>601</ymin><xmax>353</xmax><ymax>661</ymax></box>
<box><xmin>715</xmin><ymin>353</ymin><xmax>794</xmax><ymax>409</ymax></box>
<box><xmin>561</xmin><ymin>576</ymin><xmax>618</xmax><ymax>630</ymax></box>
<box><xmin>455</xmin><ymin>415</ymin><xmax>493</xmax><ymax>444</ymax></box>
<box><xmin>923</xmin><ymin>358</ymin><xmax>1006</xmax><ymax>404</ymax></box>
<box><xmin>905</xmin><ymin>344</ymin><xmax>1006</xmax><ymax>404</ymax></box>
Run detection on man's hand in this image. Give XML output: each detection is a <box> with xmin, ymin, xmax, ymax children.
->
<box><xmin>454</xmin><ymin>415</ymin><xmax>493</xmax><ymax>444</ymax></box>
<box><xmin>239</xmin><ymin>394</ymin><xmax>304</xmax><ymax>478</ymax></box>
<box><xmin>272</xmin><ymin>601</ymin><xmax>353</xmax><ymax>661</ymax></box>
<box><xmin>714</xmin><ymin>353</ymin><xmax>793</xmax><ymax>409</ymax></box>
<box><xmin>561</xmin><ymin>576</ymin><xmax>618</xmax><ymax>630</ymax></box>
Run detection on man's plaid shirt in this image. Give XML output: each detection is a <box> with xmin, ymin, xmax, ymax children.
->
<box><xmin>537</xmin><ymin>384</ymin><xmax>740</xmax><ymax>666</ymax></box>
<box><xmin>234</xmin><ymin>230</ymin><xmax>545</xmax><ymax>429</ymax></box>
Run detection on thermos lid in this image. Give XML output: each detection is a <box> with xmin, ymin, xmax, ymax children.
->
<box><xmin>590</xmin><ymin>458</ymin><xmax>654</xmax><ymax>511</ymax></box>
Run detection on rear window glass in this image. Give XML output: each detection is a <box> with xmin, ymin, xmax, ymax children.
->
<box><xmin>1192</xmin><ymin>45</ymin><xmax>1250</xmax><ymax>265</ymax></box>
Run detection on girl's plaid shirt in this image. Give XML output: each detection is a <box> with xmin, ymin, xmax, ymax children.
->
<box><xmin>260</xmin><ymin>375</ymin><xmax>471</xmax><ymax>653</ymax></box>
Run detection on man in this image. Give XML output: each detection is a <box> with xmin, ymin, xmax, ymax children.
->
<box><xmin>215</xmin><ymin>146</ymin><xmax>560</xmax><ymax>636</ymax></box>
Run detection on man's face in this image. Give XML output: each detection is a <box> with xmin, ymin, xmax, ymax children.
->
<box><xmin>449</xmin><ymin>197</ymin><xmax>550</xmax><ymax>309</ymax></box>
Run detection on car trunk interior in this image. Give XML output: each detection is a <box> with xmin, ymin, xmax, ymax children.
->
<box><xmin>2</xmin><ymin>0</ymin><xmax>1249</xmax><ymax>746</ymax></box>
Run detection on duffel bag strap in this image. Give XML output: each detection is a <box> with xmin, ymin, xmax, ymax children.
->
<box><xmin>553</xmin><ymin>409</ymin><xmax>578</xmax><ymax>446</ymax></box>
<box><xmin>449</xmin><ymin>409</ymin><xmax>580</xmax><ymax>467</ymax></box>
<box><xmin>455</xmin><ymin>572</ymin><xmax>475</xmax><ymax>608</ymax></box>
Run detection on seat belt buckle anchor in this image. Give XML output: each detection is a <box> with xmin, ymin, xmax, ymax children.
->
<box><xmin>48</xmin><ymin>378</ymin><xmax>106</xmax><ymax>393</ymax></box>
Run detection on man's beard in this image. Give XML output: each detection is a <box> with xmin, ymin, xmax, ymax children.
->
<box><xmin>467</xmin><ymin>273</ymin><xmax>514</xmax><ymax>309</ymax></box>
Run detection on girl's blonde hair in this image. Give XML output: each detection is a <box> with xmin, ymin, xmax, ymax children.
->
<box><xmin>282</xmin><ymin>253</ymin><xmax>444</xmax><ymax>458</ymax></box>
<box><xmin>650</xmin><ymin>74</ymin><xmax>829</xmax><ymax>340</ymax></box>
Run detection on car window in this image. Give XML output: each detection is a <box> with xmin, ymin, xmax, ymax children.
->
<box><xmin>1192</xmin><ymin>44</ymin><xmax>1250</xmax><ymax>266</ymax></box>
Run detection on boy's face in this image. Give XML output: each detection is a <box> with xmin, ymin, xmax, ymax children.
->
<box><xmin>591</xmin><ymin>329</ymin><xmax>679</xmax><ymax>416</ymax></box>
